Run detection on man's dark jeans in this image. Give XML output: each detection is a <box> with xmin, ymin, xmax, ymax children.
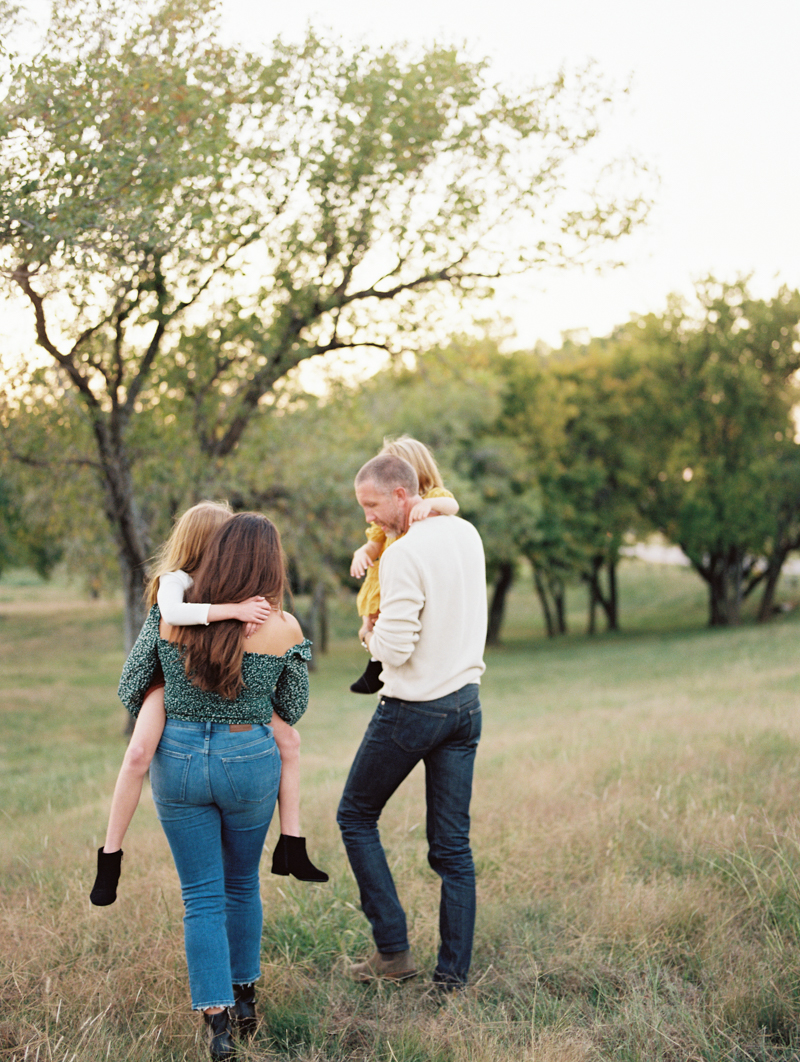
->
<box><xmin>337</xmin><ymin>683</ymin><xmax>482</xmax><ymax>986</ymax></box>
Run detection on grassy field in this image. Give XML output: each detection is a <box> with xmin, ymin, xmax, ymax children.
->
<box><xmin>2</xmin><ymin>562</ymin><xmax>800</xmax><ymax>1061</ymax></box>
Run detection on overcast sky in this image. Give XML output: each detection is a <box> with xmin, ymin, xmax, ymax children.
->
<box><xmin>218</xmin><ymin>0</ymin><xmax>799</xmax><ymax>346</ymax></box>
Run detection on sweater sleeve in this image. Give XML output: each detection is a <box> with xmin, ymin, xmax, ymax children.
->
<box><xmin>368</xmin><ymin>548</ymin><xmax>423</xmax><ymax>667</ymax></box>
<box><xmin>157</xmin><ymin>570</ymin><xmax>211</xmax><ymax>626</ymax></box>
<box><xmin>117</xmin><ymin>606</ymin><xmax>162</xmax><ymax>717</ymax></box>
<box><xmin>270</xmin><ymin>640</ymin><xmax>313</xmax><ymax>725</ymax></box>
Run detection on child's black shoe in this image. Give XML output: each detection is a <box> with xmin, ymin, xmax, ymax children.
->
<box><xmin>350</xmin><ymin>658</ymin><xmax>384</xmax><ymax>694</ymax></box>
<box><xmin>90</xmin><ymin>847</ymin><xmax>123</xmax><ymax>906</ymax></box>
<box><xmin>271</xmin><ymin>835</ymin><xmax>329</xmax><ymax>882</ymax></box>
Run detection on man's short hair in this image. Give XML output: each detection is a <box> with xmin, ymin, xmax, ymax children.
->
<box><xmin>355</xmin><ymin>454</ymin><xmax>419</xmax><ymax>496</ymax></box>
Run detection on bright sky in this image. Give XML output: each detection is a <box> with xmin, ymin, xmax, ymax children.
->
<box><xmin>3</xmin><ymin>0</ymin><xmax>798</xmax><ymax>358</ymax></box>
<box><xmin>219</xmin><ymin>0</ymin><xmax>800</xmax><ymax>347</ymax></box>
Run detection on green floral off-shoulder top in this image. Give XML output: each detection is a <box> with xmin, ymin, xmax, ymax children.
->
<box><xmin>118</xmin><ymin>606</ymin><xmax>311</xmax><ymax>726</ymax></box>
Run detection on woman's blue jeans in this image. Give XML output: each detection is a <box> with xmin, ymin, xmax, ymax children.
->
<box><xmin>337</xmin><ymin>683</ymin><xmax>481</xmax><ymax>986</ymax></box>
<box><xmin>150</xmin><ymin>720</ymin><xmax>280</xmax><ymax>1010</ymax></box>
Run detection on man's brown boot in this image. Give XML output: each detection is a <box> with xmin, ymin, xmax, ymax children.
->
<box><xmin>348</xmin><ymin>949</ymin><xmax>418</xmax><ymax>983</ymax></box>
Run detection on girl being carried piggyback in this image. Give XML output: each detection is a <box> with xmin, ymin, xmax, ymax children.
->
<box><xmin>349</xmin><ymin>435</ymin><xmax>459</xmax><ymax>694</ymax></box>
<box><xmin>90</xmin><ymin>501</ymin><xmax>327</xmax><ymax>906</ymax></box>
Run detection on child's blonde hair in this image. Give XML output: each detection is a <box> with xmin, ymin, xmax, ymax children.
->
<box><xmin>145</xmin><ymin>501</ymin><xmax>233</xmax><ymax>607</ymax></box>
<box><xmin>380</xmin><ymin>435</ymin><xmax>443</xmax><ymax>495</ymax></box>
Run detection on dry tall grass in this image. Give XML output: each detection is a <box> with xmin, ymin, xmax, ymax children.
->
<box><xmin>2</xmin><ymin>564</ymin><xmax>800</xmax><ymax>1061</ymax></box>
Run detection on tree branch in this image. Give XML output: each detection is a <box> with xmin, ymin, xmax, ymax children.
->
<box><xmin>340</xmin><ymin>262</ymin><xmax>502</xmax><ymax>308</ymax></box>
<box><xmin>123</xmin><ymin>234</ymin><xmax>261</xmax><ymax>415</ymax></box>
<box><xmin>11</xmin><ymin>264</ymin><xmax>102</xmax><ymax>412</ymax></box>
<box><xmin>4</xmin><ymin>445</ymin><xmax>102</xmax><ymax>471</ymax></box>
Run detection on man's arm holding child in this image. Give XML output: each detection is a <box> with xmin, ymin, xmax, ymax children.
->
<box><xmin>366</xmin><ymin>548</ymin><xmax>424</xmax><ymax>668</ymax></box>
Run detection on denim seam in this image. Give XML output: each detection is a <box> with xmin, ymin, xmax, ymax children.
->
<box><xmin>191</xmin><ymin>999</ymin><xmax>235</xmax><ymax>1012</ymax></box>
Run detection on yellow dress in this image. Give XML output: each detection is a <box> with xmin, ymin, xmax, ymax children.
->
<box><xmin>355</xmin><ymin>486</ymin><xmax>455</xmax><ymax>619</ymax></box>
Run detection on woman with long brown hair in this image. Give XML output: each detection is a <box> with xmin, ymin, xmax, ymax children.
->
<box><xmin>118</xmin><ymin>513</ymin><xmax>310</xmax><ymax>1060</ymax></box>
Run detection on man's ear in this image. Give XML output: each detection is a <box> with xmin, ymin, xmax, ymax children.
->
<box><xmin>393</xmin><ymin>486</ymin><xmax>408</xmax><ymax>503</ymax></box>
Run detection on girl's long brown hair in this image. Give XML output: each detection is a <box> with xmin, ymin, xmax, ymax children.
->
<box><xmin>172</xmin><ymin>512</ymin><xmax>286</xmax><ymax>700</ymax></box>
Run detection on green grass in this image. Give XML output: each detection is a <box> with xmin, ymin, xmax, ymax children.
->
<box><xmin>2</xmin><ymin>562</ymin><xmax>800</xmax><ymax>1060</ymax></box>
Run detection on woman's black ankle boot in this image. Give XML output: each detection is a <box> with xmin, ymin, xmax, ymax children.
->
<box><xmin>203</xmin><ymin>1008</ymin><xmax>235</xmax><ymax>1060</ymax></box>
<box><xmin>349</xmin><ymin>657</ymin><xmax>384</xmax><ymax>694</ymax></box>
<box><xmin>271</xmin><ymin>834</ymin><xmax>329</xmax><ymax>882</ymax></box>
<box><xmin>231</xmin><ymin>982</ymin><xmax>257</xmax><ymax>1039</ymax></box>
<box><xmin>89</xmin><ymin>847</ymin><xmax>123</xmax><ymax>906</ymax></box>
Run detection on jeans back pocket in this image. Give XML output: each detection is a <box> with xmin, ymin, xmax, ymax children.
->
<box><xmin>150</xmin><ymin>747</ymin><xmax>192</xmax><ymax>804</ymax></box>
<box><xmin>466</xmin><ymin>705</ymin><xmax>482</xmax><ymax>743</ymax></box>
<box><xmin>221</xmin><ymin>746</ymin><xmax>280</xmax><ymax>803</ymax></box>
<box><xmin>391</xmin><ymin>703</ymin><xmax>448</xmax><ymax>754</ymax></box>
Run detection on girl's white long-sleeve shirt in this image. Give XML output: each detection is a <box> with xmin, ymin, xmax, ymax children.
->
<box><xmin>156</xmin><ymin>569</ymin><xmax>210</xmax><ymax>626</ymax></box>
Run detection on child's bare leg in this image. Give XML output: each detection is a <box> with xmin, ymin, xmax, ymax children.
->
<box><xmin>351</xmin><ymin>613</ymin><xmax>383</xmax><ymax>695</ymax></box>
<box><xmin>271</xmin><ymin>714</ymin><xmax>301</xmax><ymax>836</ymax></box>
<box><xmin>91</xmin><ymin>687</ymin><xmax>166</xmax><ymax>906</ymax></box>
<box><xmin>269</xmin><ymin>716</ymin><xmax>328</xmax><ymax>882</ymax></box>
<box><xmin>104</xmin><ymin>686</ymin><xmax>167</xmax><ymax>851</ymax></box>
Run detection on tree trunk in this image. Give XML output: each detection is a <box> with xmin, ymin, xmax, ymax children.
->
<box><xmin>299</xmin><ymin>579</ymin><xmax>328</xmax><ymax>669</ymax></box>
<box><xmin>486</xmin><ymin>562</ymin><xmax>514</xmax><ymax>646</ymax></box>
<box><xmin>551</xmin><ymin>572</ymin><xmax>567</xmax><ymax>635</ymax></box>
<box><xmin>533</xmin><ymin>566</ymin><xmax>567</xmax><ymax>637</ymax></box>
<box><xmin>93</xmin><ymin>434</ymin><xmax>151</xmax><ymax>652</ymax></box>
<box><xmin>606</xmin><ymin>557</ymin><xmax>619</xmax><ymax>630</ymax></box>
<box><xmin>314</xmin><ymin>580</ymin><xmax>328</xmax><ymax>654</ymax></box>
<box><xmin>585</xmin><ymin>555</ymin><xmax>619</xmax><ymax>633</ymax></box>
<box><xmin>586</xmin><ymin>560</ymin><xmax>599</xmax><ymax>636</ymax></box>
<box><xmin>119</xmin><ymin>551</ymin><xmax>149</xmax><ymax>652</ymax></box>
<box><xmin>702</xmin><ymin>547</ymin><xmax>744</xmax><ymax>627</ymax></box>
<box><xmin>533</xmin><ymin>567</ymin><xmax>555</xmax><ymax>638</ymax></box>
<box><xmin>757</xmin><ymin>547</ymin><xmax>789</xmax><ymax>622</ymax></box>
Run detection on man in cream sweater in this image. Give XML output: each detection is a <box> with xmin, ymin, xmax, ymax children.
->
<box><xmin>338</xmin><ymin>453</ymin><xmax>487</xmax><ymax>992</ymax></box>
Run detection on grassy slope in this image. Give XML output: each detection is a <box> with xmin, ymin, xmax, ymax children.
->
<box><xmin>1</xmin><ymin>562</ymin><xmax>800</xmax><ymax>1061</ymax></box>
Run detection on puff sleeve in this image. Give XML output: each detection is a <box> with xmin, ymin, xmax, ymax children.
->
<box><xmin>270</xmin><ymin>639</ymin><xmax>313</xmax><ymax>725</ymax></box>
<box><xmin>117</xmin><ymin>606</ymin><xmax>162</xmax><ymax>718</ymax></box>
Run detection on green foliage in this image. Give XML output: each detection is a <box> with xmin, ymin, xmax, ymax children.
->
<box><xmin>0</xmin><ymin>0</ymin><xmax>646</xmax><ymax>642</ymax></box>
<box><xmin>615</xmin><ymin>280</ymin><xmax>800</xmax><ymax>624</ymax></box>
<box><xmin>0</xmin><ymin>364</ymin><xmax>119</xmax><ymax>588</ymax></box>
<box><xmin>487</xmin><ymin>278</ymin><xmax>800</xmax><ymax>633</ymax></box>
<box><xmin>0</xmin><ymin>474</ymin><xmax>59</xmax><ymax>576</ymax></box>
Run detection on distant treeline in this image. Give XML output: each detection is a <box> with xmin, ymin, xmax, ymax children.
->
<box><xmin>3</xmin><ymin>278</ymin><xmax>800</xmax><ymax>645</ymax></box>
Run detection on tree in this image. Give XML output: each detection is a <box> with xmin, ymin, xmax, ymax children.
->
<box><xmin>0</xmin><ymin>472</ymin><xmax>63</xmax><ymax>578</ymax></box>
<box><xmin>619</xmin><ymin>280</ymin><xmax>800</xmax><ymax>626</ymax></box>
<box><xmin>752</xmin><ymin>447</ymin><xmax>800</xmax><ymax>621</ymax></box>
<box><xmin>455</xmin><ymin>435</ymin><xmax>543</xmax><ymax>642</ymax></box>
<box><xmin>492</xmin><ymin>349</ymin><xmax>584</xmax><ymax>636</ymax></box>
<box><xmin>545</xmin><ymin>341</ymin><xmax>650</xmax><ymax>633</ymax></box>
<box><xmin>0</xmin><ymin>0</ymin><xmax>649</xmax><ymax>645</ymax></box>
<box><xmin>366</xmin><ymin>337</ymin><xmax>527</xmax><ymax>644</ymax></box>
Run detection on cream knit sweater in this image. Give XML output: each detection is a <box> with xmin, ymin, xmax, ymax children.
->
<box><xmin>369</xmin><ymin>515</ymin><xmax>487</xmax><ymax>702</ymax></box>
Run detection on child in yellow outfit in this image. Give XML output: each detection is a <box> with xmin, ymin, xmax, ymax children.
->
<box><xmin>349</xmin><ymin>435</ymin><xmax>459</xmax><ymax>693</ymax></box>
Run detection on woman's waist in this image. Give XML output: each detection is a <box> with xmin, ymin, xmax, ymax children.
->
<box><xmin>162</xmin><ymin>718</ymin><xmax>273</xmax><ymax>734</ymax></box>
<box><xmin>162</xmin><ymin>686</ymin><xmax>275</xmax><ymax>725</ymax></box>
<box><xmin>158</xmin><ymin>717</ymin><xmax>277</xmax><ymax>753</ymax></box>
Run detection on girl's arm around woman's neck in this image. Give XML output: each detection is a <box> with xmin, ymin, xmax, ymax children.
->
<box><xmin>159</xmin><ymin>609</ymin><xmax>303</xmax><ymax>658</ymax></box>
